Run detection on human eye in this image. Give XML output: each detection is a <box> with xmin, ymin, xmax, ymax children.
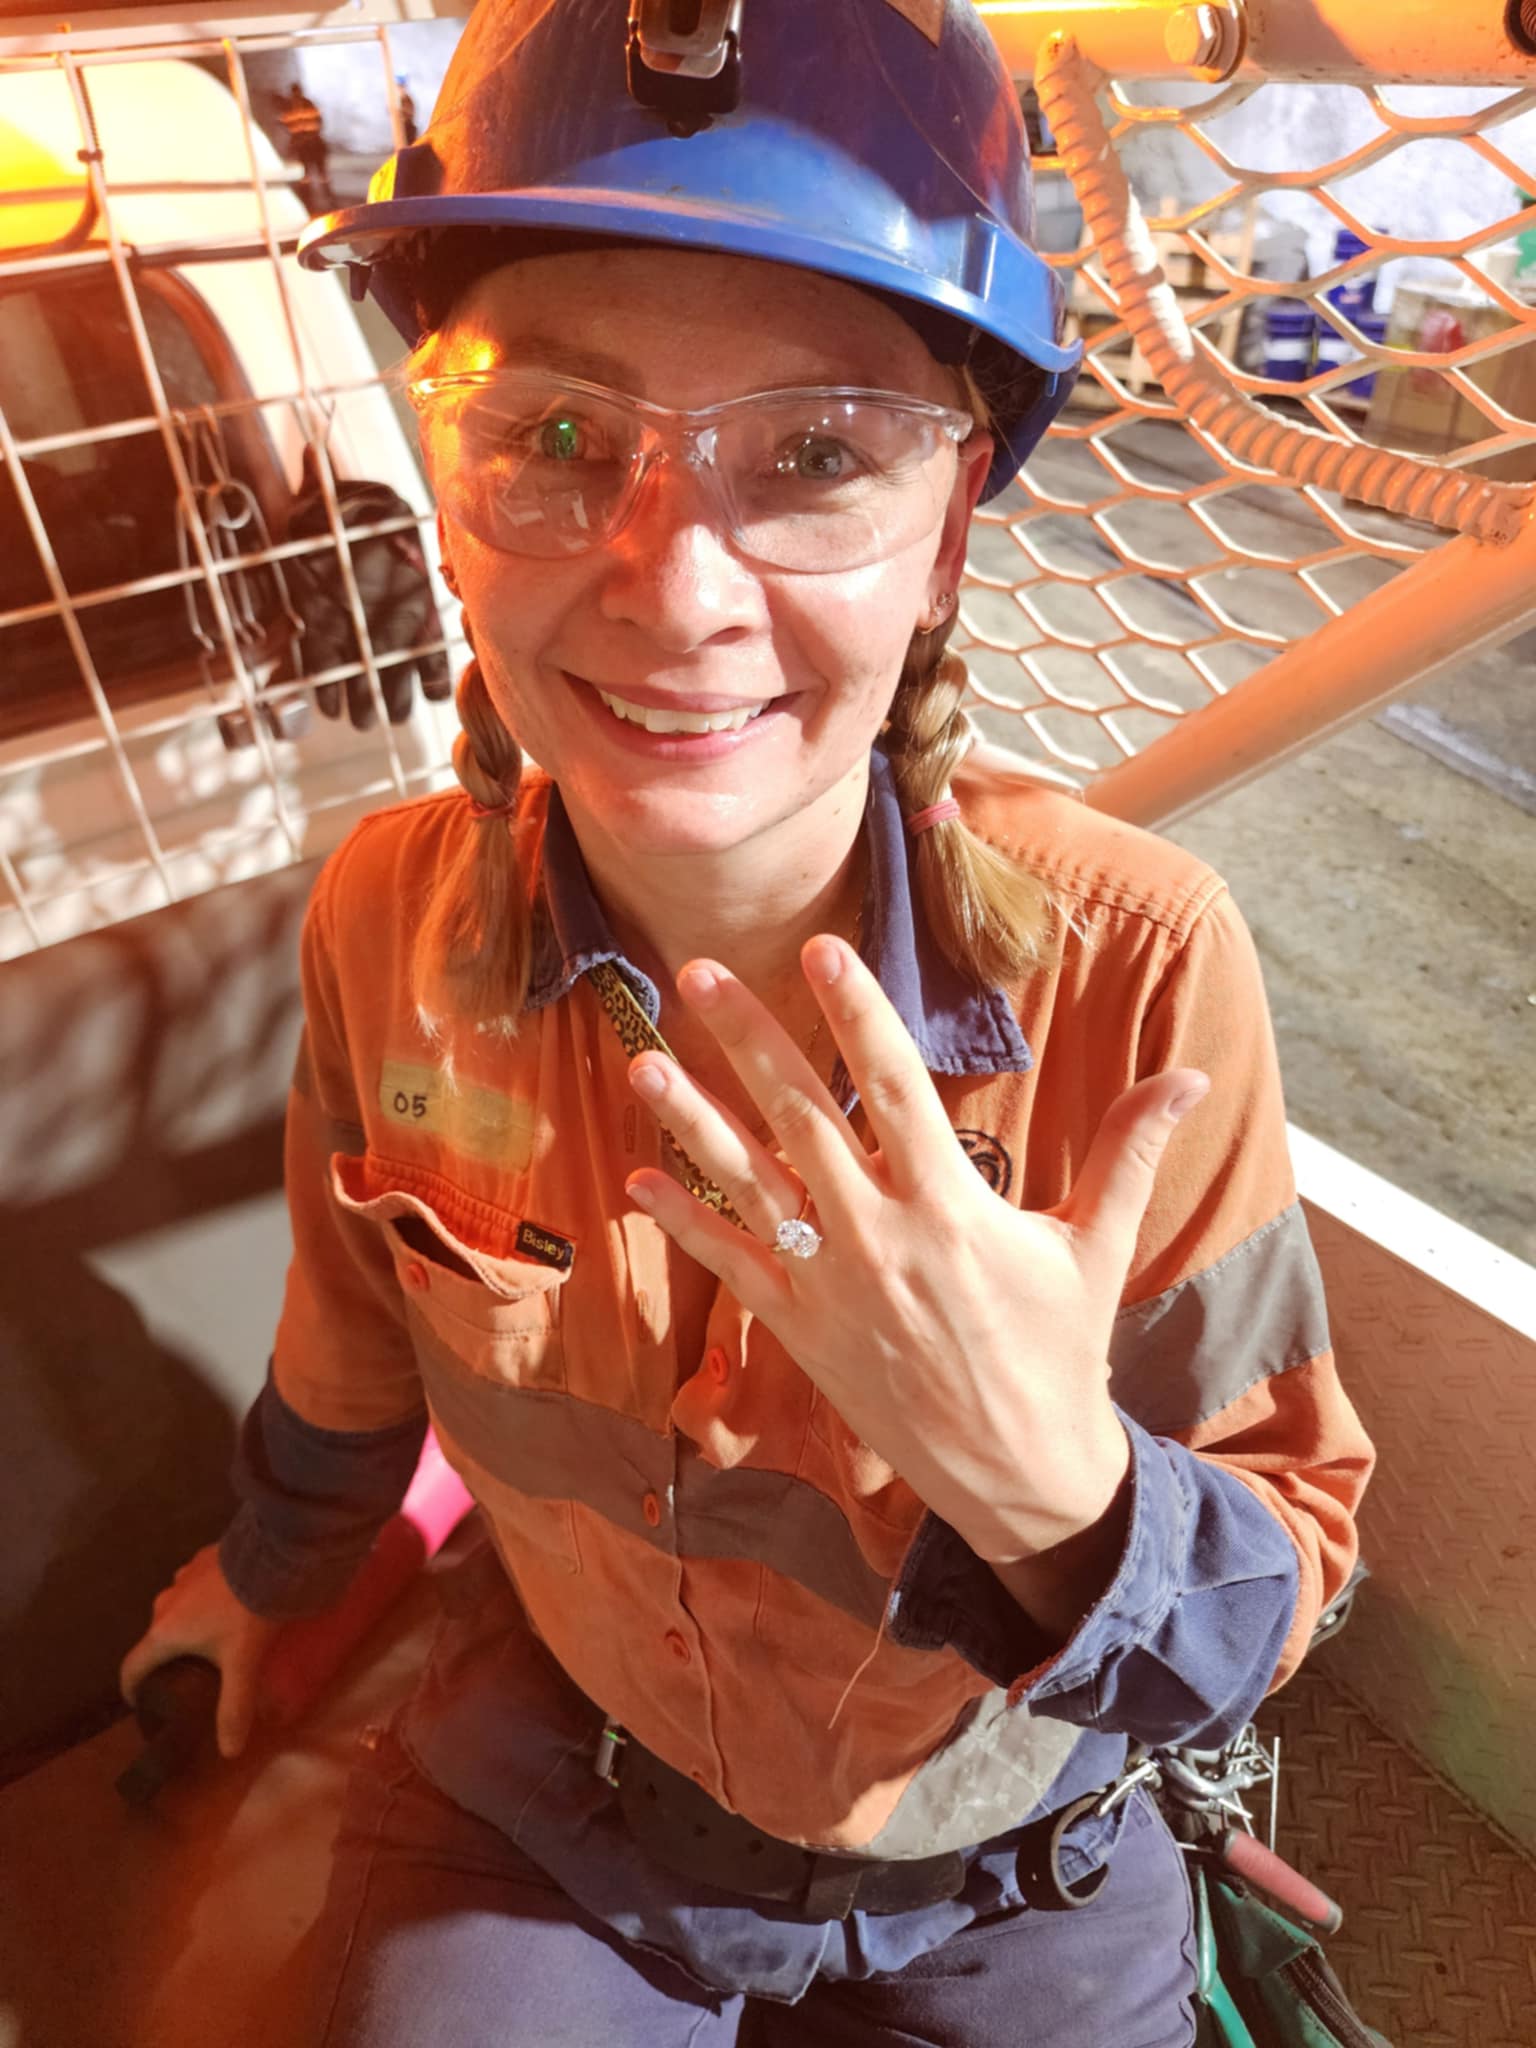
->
<box><xmin>750</xmin><ymin>398</ymin><xmax>930</xmax><ymax>497</ymax></box>
<box><xmin>491</xmin><ymin>405</ymin><xmax>615</xmax><ymax>465</ymax></box>
<box><xmin>446</xmin><ymin>381</ymin><xmax>618</xmax><ymax>468</ymax></box>
<box><xmin>771</xmin><ymin>430</ymin><xmax>866</xmax><ymax>484</ymax></box>
<box><xmin>527</xmin><ymin>410</ymin><xmax>603</xmax><ymax>462</ymax></box>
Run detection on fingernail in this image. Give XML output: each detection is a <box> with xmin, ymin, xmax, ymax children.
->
<box><xmin>804</xmin><ymin>938</ymin><xmax>843</xmax><ymax>985</ymax></box>
<box><xmin>679</xmin><ymin>963</ymin><xmax>721</xmax><ymax>1007</ymax></box>
<box><xmin>627</xmin><ymin>1179</ymin><xmax>657</xmax><ymax>1212</ymax></box>
<box><xmin>1169</xmin><ymin>1078</ymin><xmax>1210</xmax><ymax>1119</ymax></box>
<box><xmin>630</xmin><ymin>1061</ymin><xmax>667</xmax><ymax>1100</ymax></box>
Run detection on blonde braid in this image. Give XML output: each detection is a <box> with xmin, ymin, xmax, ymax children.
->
<box><xmin>885</xmin><ymin>639</ymin><xmax>1052</xmax><ymax>986</ymax></box>
<box><xmin>410</xmin><ymin>658</ymin><xmax>534</xmax><ymax>1031</ymax></box>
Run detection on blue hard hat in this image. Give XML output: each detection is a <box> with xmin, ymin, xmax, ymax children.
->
<box><xmin>299</xmin><ymin>0</ymin><xmax>1080</xmax><ymax>499</ymax></box>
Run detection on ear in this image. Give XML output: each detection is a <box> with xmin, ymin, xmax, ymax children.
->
<box><xmin>928</xmin><ymin>431</ymin><xmax>993</xmax><ymax>611</ymax></box>
<box><xmin>436</xmin><ymin>506</ymin><xmax>460</xmax><ymax>596</ymax></box>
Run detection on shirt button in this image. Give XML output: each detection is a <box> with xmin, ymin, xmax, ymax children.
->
<box><xmin>401</xmin><ymin>1262</ymin><xmax>429</xmax><ymax>1293</ymax></box>
<box><xmin>690</xmin><ymin>1770</ymin><xmax>708</xmax><ymax>1789</ymax></box>
<box><xmin>663</xmin><ymin>1630</ymin><xmax>691</xmax><ymax>1664</ymax></box>
<box><xmin>705</xmin><ymin>1346</ymin><xmax>730</xmax><ymax>1385</ymax></box>
<box><xmin>642</xmin><ymin>1491</ymin><xmax>663</xmax><ymax>1528</ymax></box>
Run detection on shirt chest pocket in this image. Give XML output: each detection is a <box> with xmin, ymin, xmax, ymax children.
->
<box><xmin>330</xmin><ymin>1163</ymin><xmax>581</xmax><ymax>1574</ymax></box>
<box><xmin>388</xmin><ymin>1213</ymin><xmax>567</xmax><ymax>1393</ymax></box>
<box><xmin>382</xmin><ymin>1216</ymin><xmax>582</xmax><ymax>1574</ymax></box>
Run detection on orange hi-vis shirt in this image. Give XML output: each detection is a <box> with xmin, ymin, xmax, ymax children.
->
<box><xmin>233</xmin><ymin>746</ymin><xmax>1373</xmax><ymax>1860</ymax></box>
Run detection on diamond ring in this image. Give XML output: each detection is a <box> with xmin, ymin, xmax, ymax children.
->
<box><xmin>772</xmin><ymin>1188</ymin><xmax>822</xmax><ymax>1260</ymax></box>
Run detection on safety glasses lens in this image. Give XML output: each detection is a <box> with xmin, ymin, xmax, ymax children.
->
<box><xmin>412</xmin><ymin>375</ymin><xmax>961</xmax><ymax>570</ymax></box>
<box><xmin>419</xmin><ymin>379</ymin><xmax>642</xmax><ymax>558</ymax></box>
<box><xmin>717</xmin><ymin>398</ymin><xmax>953</xmax><ymax>569</ymax></box>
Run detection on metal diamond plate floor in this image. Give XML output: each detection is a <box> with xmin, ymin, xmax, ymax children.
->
<box><xmin>1301</xmin><ymin>1205</ymin><xmax>1536</xmax><ymax>1863</ymax></box>
<box><xmin>1258</xmin><ymin>1661</ymin><xmax>1536</xmax><ymax>2048</ymax></box>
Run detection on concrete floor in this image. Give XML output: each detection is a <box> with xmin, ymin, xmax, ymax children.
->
<box><xmin>1168</xmin><ymin>664</ymin><xmax>1535</xmax><ymax>1266</ymax></box>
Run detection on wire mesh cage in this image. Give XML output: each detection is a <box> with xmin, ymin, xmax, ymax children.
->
<box><xmin>1</xmin><ymin>4</ymin><xmax>1533</xmax><ymax>959</ymax></box>
<box><xmin>0</xmin><ymin>23</ymin><xmax>468</xmax><ymax>961</ymax></box>
<box><xmin>961</xmin><ymin>57</ymin><xmax>1536</xmax><ymax>796</ymax></box>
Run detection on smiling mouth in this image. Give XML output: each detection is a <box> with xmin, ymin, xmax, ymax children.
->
<box><xmin>591</xmin><ymin>685</ymin><xmax>770</xmax><ymax>736</ymax></box>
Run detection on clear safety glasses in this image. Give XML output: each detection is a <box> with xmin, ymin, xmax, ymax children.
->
<box><xmin>399</xmin><ymin>367</ymin><xmax>975</xmax><ymax>573</ymax></box>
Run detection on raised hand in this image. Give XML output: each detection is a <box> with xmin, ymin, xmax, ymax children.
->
<box><xmin>625</xmin><ymin>935</ymin><xmax>1208</xmax><ymax>1596</ymax></box>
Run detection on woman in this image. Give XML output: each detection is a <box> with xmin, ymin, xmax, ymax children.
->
<box><xmin>122</xmin><ymin>3</ymin><xmax>1373</xmax><ymax>2042</ymax></box>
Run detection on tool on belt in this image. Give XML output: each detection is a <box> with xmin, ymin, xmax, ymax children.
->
<box><xmin>1151</xmin><ymin>1565</ymin><xmax>1394</xmax><ymax>2048</ymax></box>
<box><xmin>1153</xmin><ymin>1728</ymin><xmax>1392</xmax><ymax>2048</ymax></box>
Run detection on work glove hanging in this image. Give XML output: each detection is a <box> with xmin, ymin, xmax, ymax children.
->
<box><xmin>281</xmin><ymin>445</ymin><xmax>452</xmax><ymax>727</ymax></box>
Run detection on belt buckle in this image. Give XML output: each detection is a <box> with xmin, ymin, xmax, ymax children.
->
<box><xmin>594</xmin><ymin>1717</ymin><xmax>627</xmax><ymax>1788</ymax></box>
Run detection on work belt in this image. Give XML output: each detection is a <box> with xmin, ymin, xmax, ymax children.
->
<box><xmin>434</xmin><ymin>1548</ymin><xmax>1124</xmax><ymax>1919</ymax></box>
<box><xmin>597</xmin><ymin>1719</ymin><xmax>1124</xmax><ymax>1920</ymax></box>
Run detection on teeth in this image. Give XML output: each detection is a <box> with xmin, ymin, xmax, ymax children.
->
<box><xmin>595</xmin><ymin>687</ymin><xmax>765</xmax><ymax>735</ymax></box>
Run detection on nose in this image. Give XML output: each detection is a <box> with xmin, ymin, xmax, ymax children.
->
<box><xmin>595</xmin><ymin>449</ymin><xmax>765</xmax><ymax>652</ymax></box>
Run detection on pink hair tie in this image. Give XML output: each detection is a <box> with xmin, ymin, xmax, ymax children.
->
<box><xmin>467</xmin><ymin>794</ymin><xmax>517</xmax><ymax>821</ymax></box>
<box><xmin>905</xmin><ymin>798</ymin><xmax>961</xmax><ymax>836</ymax></box>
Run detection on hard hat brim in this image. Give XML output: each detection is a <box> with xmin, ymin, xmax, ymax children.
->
<box><xmin>303</xmin><ymin>190</ymin><xmax>1080</xmax><ymax>500</ymax></box>
<box><xmin>304</xmin><ymin>190</ymin><xmax>1078</xmax><ymax>376</ymax></box>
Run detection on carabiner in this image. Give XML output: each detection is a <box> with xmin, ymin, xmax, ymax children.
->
<box><xmin>1093</xmin><ymin>1751</ymin><xmax>1163</xmax><ymax>1820</ymax></box>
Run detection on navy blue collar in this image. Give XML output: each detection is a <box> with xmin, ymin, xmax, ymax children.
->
<box><xmin>524</xmin><ymin>748</ymin><xmax>1033</xmax><ymax>1079</ymax></box>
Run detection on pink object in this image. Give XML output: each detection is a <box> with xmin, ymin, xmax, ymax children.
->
<box><xmin>467</xmin><ymin>794</ymin><xmax>517</xmax><ymax>820</ymax></box>
<box><xmin>905</xmin><ymin>798</ymin><xmax>961</xmax><ymax>835</ymax></box>
<box><xmin>262</xmin><ymin>1433</ymin><xmax>474</xmax><ymax>1725</ymax></box>
<box><xmin>1218</xmin><ymin>1829</ymin><xmax>1344</xmax><ymax>1936</ymax></box>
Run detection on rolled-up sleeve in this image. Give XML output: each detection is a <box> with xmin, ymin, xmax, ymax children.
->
<box><xmin>888</xmin><ymin>1409</ymin><xmax>1299</xmax><ymax>1749</ymax></box>
<box><xmin>220</xmin><ymin>1372</ymin><xmax>428</xmax><ymax>1617</ymax></box>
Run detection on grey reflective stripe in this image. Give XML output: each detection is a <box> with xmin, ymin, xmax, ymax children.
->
<box><xmin>418</xmin><ymin>1331</ymin><xmax>670</xmax><ymax>1509</ymax></box>
<box><xmin>414</xmin><ymin>1333</ymin><xmax>889</xmax><ymax>1630</ymax></box>
<box><xmin>676</xmin><ymin>1455</ymin><xmax>888</xmax><ymax>1629</ymax></box>
<box><xmin>863</xmin><ymin>1689</ymin><xmax>1081</xmax><ymax>1857</ymax></box>
<box><xmin>1110</xmin><ymin>1201</ymin><xmax>1330</xmax><ymax>1435</ymax></box>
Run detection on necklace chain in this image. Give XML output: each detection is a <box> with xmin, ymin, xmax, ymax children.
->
<box><xmin>586</xmin><ymin>898</ymin><xmax>863</xmax><ymax>1226</ymax></box>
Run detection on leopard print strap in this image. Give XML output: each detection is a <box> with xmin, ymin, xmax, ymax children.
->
<box><xmin>586</xmin><ymin>959</ymin><xmax>743</xmax><ymax>1226</ymax></box>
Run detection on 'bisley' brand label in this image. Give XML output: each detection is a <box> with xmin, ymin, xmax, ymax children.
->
<box><xmin>377</xmin><ymin>1060</ymin><xmax>536</xmax><ymax>1170</ymax></box>
<box><xmin>516</xmin><ymin>1220</ymin><xmax>575</xmax><ymax>1272</ymax></box>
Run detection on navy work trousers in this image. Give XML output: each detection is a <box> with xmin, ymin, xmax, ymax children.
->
<box><xmin>303</xmin><ymin>1729</ymin><xmax>1198</xmax><ymax>2047</ymax></box>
